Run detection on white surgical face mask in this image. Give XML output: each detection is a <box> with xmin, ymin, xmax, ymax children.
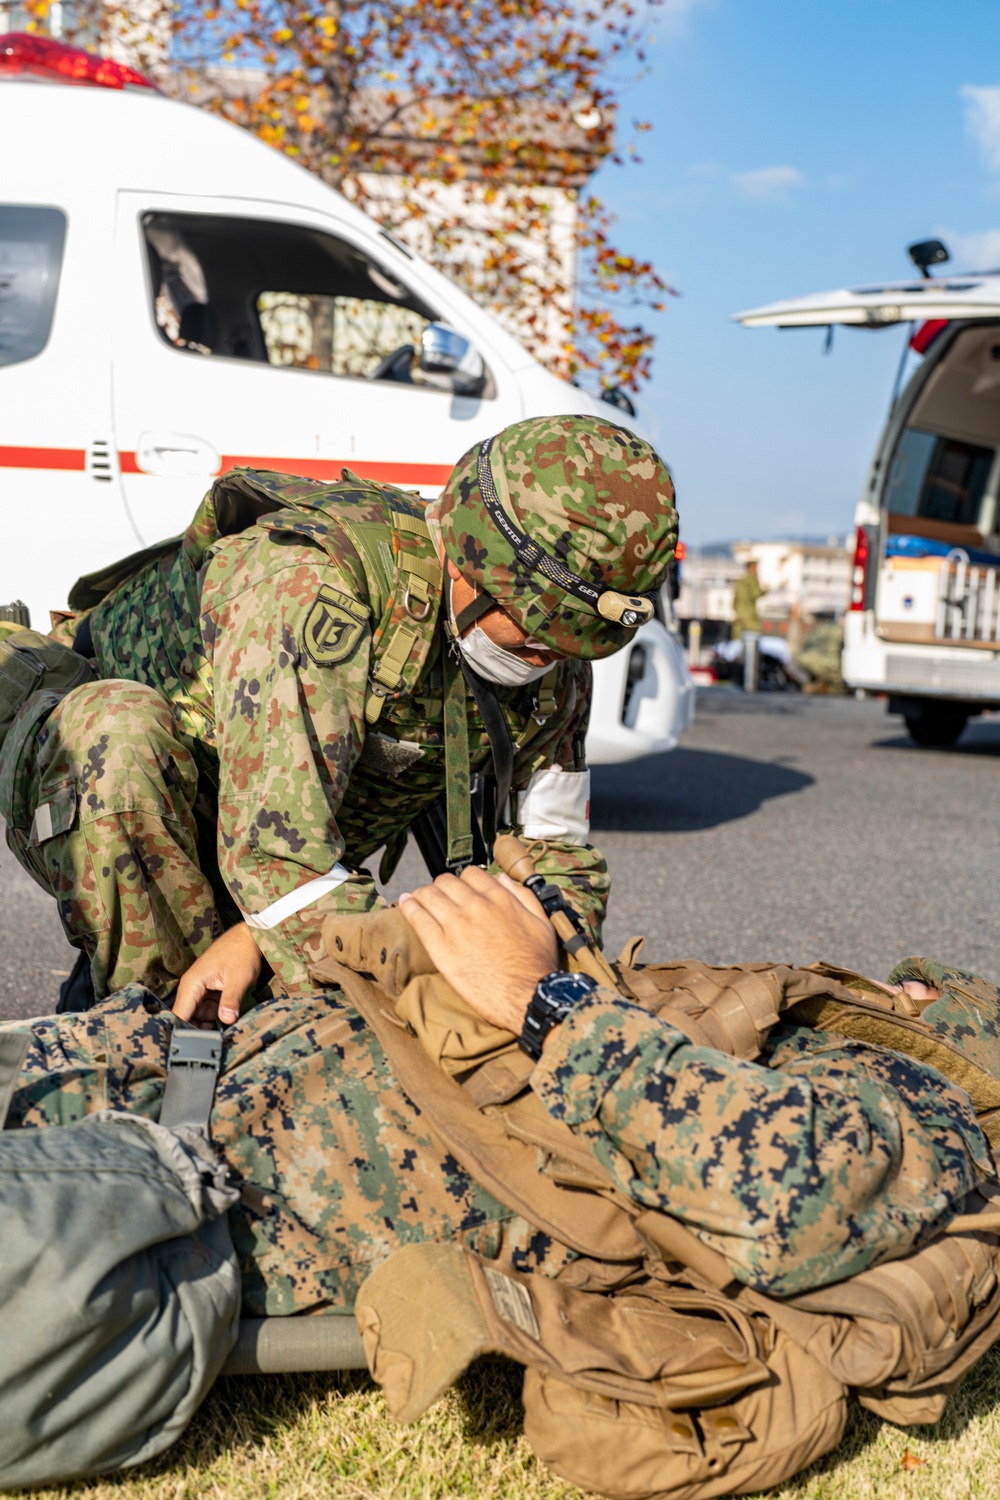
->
<box><xmin>458</xmin><ymin>623</ymin><xmax>554</xmax><ymax>686</ymax></box>
<box><xmin>448</xmin><ymin>590</ymin><xmax>554</xmax><ymax>687</ymax></box>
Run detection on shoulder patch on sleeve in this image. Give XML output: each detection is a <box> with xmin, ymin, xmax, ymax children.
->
<box><xmin>302</xmin><ymin>585</ymin><xmax>369</xmax><ymax>667</ymax></box>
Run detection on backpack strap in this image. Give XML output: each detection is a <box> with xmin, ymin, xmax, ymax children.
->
<box><xmin>159</xmin><ymin>1028</ymin><xmax>223</xmax><ymax>1134</ymax></box>
<box><xmin>0</xmin><ymin>1032</ymin><xmax>31</xmax><ymax>1130</ymax></box>
<box><xmin>350</xmin><ymin>505</ymin><xmax>443</xmax><ymax>726</ymax></box>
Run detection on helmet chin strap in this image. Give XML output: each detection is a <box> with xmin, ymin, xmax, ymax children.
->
<box><xmin>449</xmin><ymin>575</ymin><xmax>497</xmax><ymax>638</ymax></box>
<box><xmin>442</xmin><ymin>572</ymin><xmax>515</xmax><ymax>850</ymax></box>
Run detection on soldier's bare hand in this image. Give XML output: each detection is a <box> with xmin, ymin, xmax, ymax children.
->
<box><xmin>173</xmin><ymin>924</ymin><xmax>263</xmax><ymax>1028</ymax></box>
<box><xmin>398</xmin><ymin>867</ymin><xmax>557</xmax><ymax>1034</ymax></box>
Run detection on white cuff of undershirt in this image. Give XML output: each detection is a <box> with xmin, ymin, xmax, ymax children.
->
<box><xmin>242</xmin><ymin>863</ymin><xmax>351</xmax><ymax>930</ymax></box>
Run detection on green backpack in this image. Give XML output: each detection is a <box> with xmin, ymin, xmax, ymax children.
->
<box><xmin>0</xmin><ymin>1027</ymin><xmax>241</xmax><ymax>1489</ymax></box>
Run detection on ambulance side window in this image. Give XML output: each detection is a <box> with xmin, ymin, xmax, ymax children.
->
<box><xmin>256</xmin><ymin>291</ymin><xmax>430</xmax><ymax>380</ymax></box>
<box><xmin>887</xmin><ymin>427</ymin><xmax>994</xmax><ymax>528</ymax></box>
<box><xmin>141</xmin><ymin>211</ymin><xmax>436</xmax><ymax>381</ymax></box>
<box><xmin>0</xmin><ymin>206</ymin><xmax>67</xmax><ymax>367</ymax></box>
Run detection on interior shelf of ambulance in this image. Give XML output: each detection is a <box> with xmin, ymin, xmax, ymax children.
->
<box><xmin>879</xmin><ymin>325</ymin><xmax>1000</xmax><ymax>648</ymax></box>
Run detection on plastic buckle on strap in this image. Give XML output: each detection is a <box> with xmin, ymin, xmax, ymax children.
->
<box><xmin>159</xmin><ymin>1026</ymin><xmax>223</xmax><ymax>1134</ymax></box>
<box><xmin>169</xmin><ymin>1029</ymin><xmax>222</xmax><ymax>1071</ymax></box>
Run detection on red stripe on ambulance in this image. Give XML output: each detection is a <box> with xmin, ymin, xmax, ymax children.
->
<box><xmin>0</xmin><ymin>445</ymin><xmax>86</xmax><ymax>470</ymax></box>
<box><xmin>119</xmin><ymin>451</ymin><xmax>453</xmax><ymax>485</ymax></box>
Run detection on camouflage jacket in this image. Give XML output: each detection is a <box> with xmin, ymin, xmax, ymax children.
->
<box><xmin>5</xmin><ymin>956</ymin><xmax>992</xmax><ymax>1311</ymax></box>
<box><xmin>731</xmin><ymin>573</ymin><xmax>764</xmax><ymax>635</ymax></box>
<box><xmin>6</xmin><ymin>987</ymin><xmax>578</xmax><ymax>1317</ymax></box>
<box><xmin>537</xmin><ymin>985</ymin><xmax>993</xmax><ymax>1295</ymax></box>
<box><xmin>80</xmin><ymin>470</ymin><xmax>608</xmax><ymax>981</ymax></box>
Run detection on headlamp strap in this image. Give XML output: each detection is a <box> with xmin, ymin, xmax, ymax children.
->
<box><xmin>476</xmin><ymin>436</ymin><xmax>656</xmax><ymax>629</ymax></box>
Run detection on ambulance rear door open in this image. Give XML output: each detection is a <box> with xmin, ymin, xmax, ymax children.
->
<box><xmin>734</xmin><ymin>275</ymin><xmax>1000</xmax><ymax>712</ymax></box>
<box><xmin>111</xmin><ymin>190</ymin><xmax>522</xmax><ymax>547</ymax></box>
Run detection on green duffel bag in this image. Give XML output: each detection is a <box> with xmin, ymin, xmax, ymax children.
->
<box><xmin>0</xmin><ymin>1028</ymin><xmax>241</xmax><ymax>1489</ymax></box>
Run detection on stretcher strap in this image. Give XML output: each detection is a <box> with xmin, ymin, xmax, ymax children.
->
<box><xmin>160</xmin><ymin>1027</ymin><xmax>223</xmax><ymax>1133</ymax></box>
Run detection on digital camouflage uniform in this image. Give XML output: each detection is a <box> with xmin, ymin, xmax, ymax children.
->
<box><xmin>2</xmin><ymin>954</ymin><xmax>993</xmax><ymax>1310</ymax></box>
<box><xmin>0</xmin><ymin>418</ymin><xmax>677</xmax><ymax>1000</ymax></box>
<box><xmin>5</xmin><ymin>987</ymin><xmax>577</xmax><ymax>1316</ymax></box>
<box><xmin>538</xmin><ymin>989</ymin><xmax>992</xmax><ymax>1295</ymax></box>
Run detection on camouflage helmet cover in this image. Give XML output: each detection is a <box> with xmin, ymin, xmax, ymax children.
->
<box><xmin>427</xmin><ymin>415</ymin><xmax>678</xmax><ymax>660</ymax></box>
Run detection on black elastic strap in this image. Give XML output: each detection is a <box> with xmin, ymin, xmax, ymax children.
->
<box><xmin>160</xmin><ymin>1027</ymin><xmax>223</xmax><ymax>1134</ymax></box>
<box><xmin>442</xmin><ymin>571</ymin><xmax>514</xmax><ymax>852</ymax></box>
<box><xmin>56</xmin><ymin>950</ymin><xmax>98</xmax><ymax>1013</ymax></box>
<box><xmin>459</xmin><ymin>657</ymin><xmax>514</xmax><ymax>843</ymax></box>
<box><xmin>74</xmin><ymin>614</ymin><xmax>95</xmax><ymax>659</ymax></box>
<box><xmin>409</xmin><ymin>796</ymin><xmax>490</xmax><ymax>879</ymax></box>
<box><xmin>453</xmin><ymin>589</ymin><xmax>495</xmax><ymax>636</ymax></box>
<box><xmin>0</xmin><ymin>1032</ymin><xmax>31</xmax><ymax>1131</ymax></box>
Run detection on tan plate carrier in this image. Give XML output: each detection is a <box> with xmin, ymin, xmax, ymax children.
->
<box><xmin>311</xmin><ymin>910</ymin><xmax>1000</xmax><ymax>1500</ymax></box>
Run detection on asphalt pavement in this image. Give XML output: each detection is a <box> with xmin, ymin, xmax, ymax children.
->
<box><xmin>3</xmin><ymin>687</ymin><xmax>1000</xmax><ymax>1020</ymax></box>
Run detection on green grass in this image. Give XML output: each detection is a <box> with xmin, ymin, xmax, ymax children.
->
<box><xmin>23</xmin><ymin>1343</ymin><xmax>1000</xmax><ymax>1500</ymax></box>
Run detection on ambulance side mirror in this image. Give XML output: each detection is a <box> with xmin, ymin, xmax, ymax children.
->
<box><xmin>419</xmin><ymin>323</ymin><xmax>487</xmax><ymax>396</ymax></box>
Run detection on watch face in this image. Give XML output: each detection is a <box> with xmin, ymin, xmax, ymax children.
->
<box><xmin>538</xmin><ymin>972</ymin><xmax>596</xmax><ymax>1007</ymax></box>
<box><xmin>519</xmin><ymin>972</ymin><xmax>598</xmax><ymax>1062</ymax></box>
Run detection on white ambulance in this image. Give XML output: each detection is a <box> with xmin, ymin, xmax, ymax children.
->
<box><xmin>0</xmin><ymin>33</ymin><xmax>693</xmax><ymax>764</ymax></box>
<box><xmin>736</xmin><ymin>243</ymin><xmax>1000</xmax><ymax>746</ymax></box>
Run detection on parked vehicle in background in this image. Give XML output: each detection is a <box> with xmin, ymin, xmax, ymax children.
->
<box><xmin>711</xmin><ymin>636</ymin><xmax>805</xmax><ymax>693</ymax></box>
<box><xmin>735</xmin><ymin>239</ymin><xmax>1000</xmax><ymax>746</ymax></box>
<box><xmin>0</xmin><ymin>33</ymin><xmax>692</xmax><ymax>766</ymax></box>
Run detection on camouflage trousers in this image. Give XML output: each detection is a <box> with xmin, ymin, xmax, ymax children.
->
<box><xmin>0</xmin><ymin>680</ymin><xmax>224</xmax><ymax>1000</ymax></box>
<box><xmin>5</xmin><ymin>986</ymin><xmax>576</xmax><ymax>1316</ymax></box>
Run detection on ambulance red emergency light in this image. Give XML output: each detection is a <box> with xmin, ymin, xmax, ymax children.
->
<box><xmin>0</xmin><ymin>35</ymin><xmax>693</xmax><ymax>763</ymax></box>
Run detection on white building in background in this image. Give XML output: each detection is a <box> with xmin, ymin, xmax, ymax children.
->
<box><xmin>676</xmin><ymin>538</ymin><xmax>852</xmax><ymax>628</ymax></box>
<box><xmin>732</xmin><ymin>540</ymin><xmax>852</xmax><ymax>621</ymax></box>
<box><xmin>674</xmin><ymin>550</ymin><xmax>744</xmax><ymax>626</ymax></box>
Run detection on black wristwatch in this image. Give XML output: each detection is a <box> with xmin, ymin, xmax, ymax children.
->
<box><xmin>518</xmin><ymin>971</ymin><xmax>598</xmax><ymax>1062</ymax></box>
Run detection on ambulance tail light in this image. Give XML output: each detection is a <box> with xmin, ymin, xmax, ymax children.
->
<box><xmin>910</xmin><ymin>319</ymin><xmax>949</xmax><ymax>355</ymax></box>
<box><xmin>849</xmin><ymin>524</ymin><xmax>871</xmax><ymax>611</ymax></box>
<box><xmin>0</xmin><ymin>33</ymin><xmax>158</xmax><ymax>91</ymax></box>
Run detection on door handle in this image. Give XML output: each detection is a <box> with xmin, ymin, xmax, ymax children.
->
<box><xmin>135</xmin><ymin>431</ymin><xmax>221</xmax><ymax>478</ymax></box>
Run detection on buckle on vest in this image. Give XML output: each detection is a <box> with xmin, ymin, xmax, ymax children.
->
<box><xmin>404</xmin><ymin>587</ymin><xmax>432</xmax><ymax>620</ymax></box>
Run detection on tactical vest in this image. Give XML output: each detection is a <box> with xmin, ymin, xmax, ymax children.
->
<box><xmin>63</xmin><ymin>468</ymin><xmax>562</xmax><ymax>872</ymax></box>
<box><xmin>311</xmin><ymin>916</ymin><xmax>1000</xmax><ymax>1500</ymax></box>
<box><xmin>72</xmin><ymin>468</ymin><xmax>444</xmax><ymax>741</ymax></box>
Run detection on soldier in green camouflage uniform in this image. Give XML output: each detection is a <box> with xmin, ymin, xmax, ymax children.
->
<box><xmin>0</xmin><ymin>417</ymin><xmax>677</xmax><ymax>1012</ymax></box>
<box><xmin>2</xmin><ymin>930</ymin><xmax>993</xmax><ymax>1308</ymax></box>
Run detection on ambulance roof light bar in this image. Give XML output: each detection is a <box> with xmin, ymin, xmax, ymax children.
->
<box><xmin>0</xmin><ymin>32</ymin><xmax>158</xmax><ymax>91</ymax></box>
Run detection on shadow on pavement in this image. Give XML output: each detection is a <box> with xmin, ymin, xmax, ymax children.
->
<box><xmin>873</xmin><ymin>725</ymin><xmax>1000</xmax><ymax>757</ymax></box>
<box><xmin>591</xmin><ymin>747</ymin><xmax>814</xmax><ymax>833</ymax></box>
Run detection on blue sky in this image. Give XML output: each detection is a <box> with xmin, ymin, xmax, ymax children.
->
<box><xmin>593</xmin><ymin>0</ymin><xmax>1000</xmax><ymax>545</ymax></box>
